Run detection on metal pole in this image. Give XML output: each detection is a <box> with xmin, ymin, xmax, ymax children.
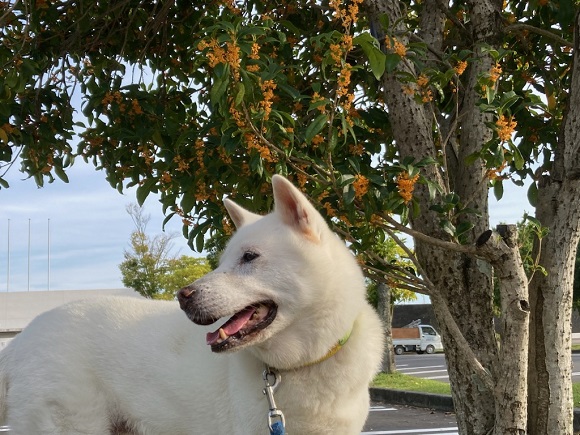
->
<box><xmin>6</xmin><ymin>219</ymin><xmax>10</xmax><ymax>292</ymax></box>
<box><xmin>28</xmin><ymin>218</ymin><xmax>31</xmax><ymax>291</ymax></box>
<box><xmin>47</xmin><ymin>218</ymin><xmax>51</xmax><ymax>291</ymax></box>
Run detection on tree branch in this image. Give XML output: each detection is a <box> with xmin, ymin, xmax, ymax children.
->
<box><xmin>504</xmin><ymin>23</ymin><xmax>573</xmax><ymax>49</ymax></box>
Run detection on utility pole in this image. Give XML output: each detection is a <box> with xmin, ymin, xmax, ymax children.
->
<box><xmin>47</xmin><ymin>218</ymin><xmax>51</xmax><ymax>291</ymax></box>
<box><xmin>28</xmin><ymin>218</ymin><xmax>31</xmax><ymax>291</ymax></box>
<box><xmin>6</xmin><ymin>219</ymin><xmax>10</xmax><ymax>292</ymax></box>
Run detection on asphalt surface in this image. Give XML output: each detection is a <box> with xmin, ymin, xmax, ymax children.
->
<box><xmin>362</xmin><ymin>403</ymin><xmax>457</xmax><ymax>435</ymax></box>
<box><xmin>395</xmin><ymin>352</ymin><xmax>580</xmax><ymax>383</ymax></box>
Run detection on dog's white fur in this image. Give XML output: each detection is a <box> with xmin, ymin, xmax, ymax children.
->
<box><xmin>0</xmin><ymin>175</ymin><xmax>384</xmax><ymax>434</ymax></box>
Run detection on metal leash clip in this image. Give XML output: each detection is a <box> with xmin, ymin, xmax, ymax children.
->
<box><xmin>262</xmin><ymin>367</ymin><xmax>286</xmax><ymax>434</ymax></box>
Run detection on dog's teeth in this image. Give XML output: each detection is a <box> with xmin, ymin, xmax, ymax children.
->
<box><xmin>219</xmin><ymin>328</ymin><xmax>229</xmax><ymax>340</ymax></box>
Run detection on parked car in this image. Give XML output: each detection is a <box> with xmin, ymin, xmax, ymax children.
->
<box><xmin>392</xmin><ymin>324</ymin><xmax>443</xmax><ymax>355</ymax></box>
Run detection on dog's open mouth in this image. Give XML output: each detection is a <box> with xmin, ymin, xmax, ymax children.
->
<box><xmin>205</xmin><ymin>301</ymin><xmax>277</xmax><ymax>352</ymax></box>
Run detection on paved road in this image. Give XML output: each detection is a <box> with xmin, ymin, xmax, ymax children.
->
<box><xmin>395</xmin><ymin>353</ymin><xmax>580</xmax><ymax>383</ymax></box>
<box><xmin>362</xmin><ymin>403</ymin><xmax>457</xmax><ymax>434</ymax></box>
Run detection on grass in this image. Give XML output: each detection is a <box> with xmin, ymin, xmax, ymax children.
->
<box><xmin>374</xmin><ymin>372</ymin><xmax>580</xmax><ymax>408</ymax></box>
<box><xmin>372</xmin><ymin>372</ymin><xmax>451</xmax><ymax>395</ymax></box>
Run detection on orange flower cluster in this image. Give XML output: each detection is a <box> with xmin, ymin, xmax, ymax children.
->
<box><xmin>323</xmin><ymin>201</ymin><xmax>336</xmax><ymax>217</ymax></box>
<box><xmin>138</xmin><ymin>145</ymin><xmax>155</xmax><ymax>167</ymax></box>
<box><xmin>311</xmin><ymin>134</ymin><xmax>325</xmax><ymax>147</ymax></box>
<box><xmin>311</xmin><ymin>92</ymin><xmax>327</xmax><ymax>112</ymax></box>
<box><xmin>349</xmin><ymin>142</ymin><xmax>364</xmax><ymax>155</ymax></box>
<box><xmin>160</xmin><ymin>171</ymin><xmax>172</xmax><ymax>185</ymax></box>
<box><xmin>496</xmin><ymin>115</ymin><xmax>517</xmax><ymax>142</ymax></box>
<box><xmin>249</xmin><ymin>42</ymin><xmax>260</xmax><ymax>60</ymax></box>
<box><xmin>194</xmin><ymin>138</ymin><xmax>205</xmax><ymax>168</ymax></box>
<box><xmin>330</xmin><ymin>43</ymin><xmax>342</xmax><ymax>64</ymax></box>
<box><xmin>197</xmin><ymin>39</ymin><xmax>225</xmax><ymax>68</ymax></box>
<box><xmin>416</xmin><ymin>74</ymin><xmax>429</xmax><ymax>88</ymax></box>
<box><xmin>131</xmin><ymin>99</ymin><xmax>143</xmax><ymax>115</ymax></box>
<box><xmin>218</xmin><ymin>0</ymin><xmax>241</xmax><ymax>15</ymax></box>
<box><xmin>1</xmin><ymin>123</ymin><xmax>16</xmax><ymax>135</ymax></box>
<box><xmin>353</xmin><ymin>174</ymin><xmax>369</xmax><ymax>199</ymax></box>
<box><xmin>489</xmin><ymin>63</ymin><xmax>502</xmax><ymax>83</ymax></box>
<box><xmin>386</xmin><ymin>37</ymin><xmax>407</xmax><ymax>57</ymax></box>
<box><xmin>218</xmin><ymin>146</ymin><xmax>232</xmax><ymax>164</ymax></box>
<box><xmin>486</xmin><ymin>161</ymin><xmax>507</xmax><ymax>181</ymax></box>
<box><xmin>454</xmin><ymin>60</ymin><xmax>468</xmax><ymax>76</ymax></box>
<box><xmin>396</xmin><ymin>172</ymin><xmax>420</xmax><ymax>204</ymax></box>
<box><xmin>173</xmin><ymin>155</ymin><xmax>191</xmax><ymax>173</ymax></box>
<box><xmin>329</xmin><ymin>0</ymin><xmax>363</xmax><ymax>29</ymax></box>
<box><xmin>296</xmin><ymin>172</ymin><xmax>308</xmax><ymax>188</ymax></box>
<box><xmin>197</xmin><ymin>38</ymin><xmax>241</xmax><ymax>78</ymax></box>
<box><xmin>260</xmin><ymin>79</ymin><xmax>277</xmax><ymax>121</ymax></box>
<box><xmin>195</xmin><ymin>182</ymin><xmax>210</xmax><ymax>201</ymax></box>
<box><xmin>229</xmin><ymin>101</ymin><xmax>245</xmax><ymax>128</ymax></box>
<box><xmin>243</xmin><ymin>132</ymin><xmax>275</xmax><ymax>162</ymax></box>
<box><xmin>101</xmin><ymin>91</ymin><xmax>122</xmax><ymax>107</ymax></box>
<box><xmin>415</xmin><ymin>74</ymin><xmax>433</xmax><ymax>102</ymax></box>
<box><xmin>337</xmin><ymin>64</ymin><xmax>352</xmax><ymax>97</ymax></box>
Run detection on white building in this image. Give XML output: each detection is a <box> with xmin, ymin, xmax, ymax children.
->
<box><xmin>0</xmin><ymin>289</ymin><xmax>142</xmax><ymax>350</ymax></box>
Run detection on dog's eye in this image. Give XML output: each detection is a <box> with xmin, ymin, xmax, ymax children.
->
<box><xmin>241</xmin><ymin>251</ymin><xmax>259</xmax><ymax>263</ymax></box>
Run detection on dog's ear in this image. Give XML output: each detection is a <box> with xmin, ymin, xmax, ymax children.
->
<box><xmin>272</xmin><ymin>174</ymin><xmax>322</xmax><ymax>242</ymax></box>
<box><xmin>224</xmin><ymin>198</ymin><xmax>261</xmax><ymax>228</ymax></box>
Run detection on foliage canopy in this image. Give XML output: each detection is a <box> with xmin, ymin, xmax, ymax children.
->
<box><xmin>2</xmin><ymin>0</ymin><xmax>574</xmax><ymax>289</ymax></box>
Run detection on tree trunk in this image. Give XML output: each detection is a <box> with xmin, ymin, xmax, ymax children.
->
<box><xmin>476</xmin><ymin>226</ymin><xmax>529</xmax><ymax>434</ymax></box>
<box><xmin>528</xmin><ymin>13</ymin><xmax>580</xmax><ymax>431</ymax></box>
<box><xmin>364</xmin><ymin>1</ymin><xmax>529</xmax><ymax>433</ymax></box>
<box><xmin>377</xmin><ymin>282</ymin><xmax>396</xmax><ymax>373</ymax></box>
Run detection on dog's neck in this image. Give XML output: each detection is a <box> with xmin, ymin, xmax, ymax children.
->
<box><xmin>279</xmin><ymin>325</ymin><xmax>354</xmax><ymax>371</ymax></box>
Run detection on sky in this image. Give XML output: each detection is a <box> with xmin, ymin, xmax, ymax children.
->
<box><xmin>0</xmin><ymin>159</ymin><xmax>534</xmax><ymax>293</ymax></box>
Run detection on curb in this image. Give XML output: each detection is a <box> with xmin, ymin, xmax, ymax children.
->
<box><xmin>369</xmin><ymin>388</ymin><xmax>453</xmax><ymax>412</ymax></box>
<box><xmin>370</xmin><ymin>387</ymin><xmax>580</xmax><ymax>431</ymax></box>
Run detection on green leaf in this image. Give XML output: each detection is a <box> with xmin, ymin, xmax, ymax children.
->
<box><xmin>195</xmin><ymin>232</ymin><xmax>205</xmax><ymax>253</ymax></box>
<box><xmin>353</xmin><ymin>32</ymin><xmax>386</xmax><ymax>80</ymax></box>
<box><xmin>305</xmin><ymin>114</ymin><xmax>328</xmax><ymax>143</ymax></box>
<box><xmin>234</xmin><ymin>81</ymin><xmax>245</xmax><ymax>106</ymax></box>
<box><xmin>441</xmin><ymin>219</ymin><xmax>456</xmax><ymax>237</ymax></box>
<box><xmin>493</xmin><ymin>179</ymin><xmax>504</xmax><ymax>201</ymax></box>
<box><xmin>527</xmin><ymin>182</ymin><xmax>538</xmax><ymax>207</ymax></box>
<box><xmin>210</xmin><ymin>75</ymin><xmax>230</xmax><ymax>107</ymax></box>
<box><xmin>136</xmin><ymin>178</ymin><xmax>156</xmax><ymax>206</ymax></box>
<box><xmin>486</xmin><ymin>85</ymin><xmax>496</xmax><ymax>104</ymax></box>
<box><xmin>384</xmin><ymin>53</ymin><xmax>401</xmax><ymax>73</ymax></box>
<box><xmin>456</xmin><ymin>221</ymin><xmax>474</xmax><ymax>237</ymax></box>
<box><xmin>508</xmin><ymin>142</ymin><xmax>524</xmax><ymax>171</ymax></box>
<box><xmin>180</xmin><ymin>191</ymin><xmax>197</xmax><ymax>214</ymax></box>
<box><xmin>54</xmin><ymin>165</ymin><xmax>69</xmax><ymax>183</ymax></box>
<box><xmin>343</xmin><ymin>184</ymin><xmax>355</xmax><ymax>205</ymax></box>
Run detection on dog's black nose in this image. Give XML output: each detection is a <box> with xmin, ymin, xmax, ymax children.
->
<box><xmin>177</xmin><ymin>285</ymin><xmax>195</xmax><ymax>310</ymax></box>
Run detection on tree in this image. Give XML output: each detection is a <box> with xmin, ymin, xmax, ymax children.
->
<box><xmin>120</xmin><ymin>204</ymin><xmax>210</xmax><ymax>299</ymax></box>
<box><xmin>158</xmin><ymin>255</ymin><xmax>212</xmax><ymax>299</ymax></box>
<box><xmin>366</xmin><ymin>238</ymin><xmax>417</xmax><ymax>373</ymax></box>
<box><xmin>2</xmin><ymin>1</ymin><xmax>580</xmax><ymax>433</ymax></box>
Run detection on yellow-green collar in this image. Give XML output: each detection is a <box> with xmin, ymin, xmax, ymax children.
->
<box><xmin>296</xmin><ymin>326</ymin><xmax>353</xmax><ymax>369</ymax></box>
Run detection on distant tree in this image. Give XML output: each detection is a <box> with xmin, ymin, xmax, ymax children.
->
<box><xmin>157</xmin><ymin>255</ymin><xmax>211</xmax><ymax>300</ymax></box>
<box><xmin>120</xmin><ymin>203</ymin><xmax>209</xmax><ymax>299</ymax></box>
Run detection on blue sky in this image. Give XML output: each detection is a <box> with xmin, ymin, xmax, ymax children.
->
<box><xmin>0</xmin><ymin>161</ymin><xmax>533</xmax><ymax>292</ymax></box>
<box><xmin>0</xmin><ymin>162</ymin><xmax>184</xmax><ymax>292</ymax></box>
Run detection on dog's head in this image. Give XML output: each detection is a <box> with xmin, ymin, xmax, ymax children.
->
<box><xmin>177</xmin><ymin>175</ymin><xmax>366</xmax><ymax>368</ymax></box>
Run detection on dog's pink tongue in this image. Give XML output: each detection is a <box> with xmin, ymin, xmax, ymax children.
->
<box><xmin>206</xmin><ymin>307</ymin><xmax>256</xmax><ymax>345</ymax></box>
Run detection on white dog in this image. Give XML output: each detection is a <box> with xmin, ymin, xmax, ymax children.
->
<box><xmin>0</xmin><ymin>175</ymin><xmax>384</xmax><ymax>434</ymax></box>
